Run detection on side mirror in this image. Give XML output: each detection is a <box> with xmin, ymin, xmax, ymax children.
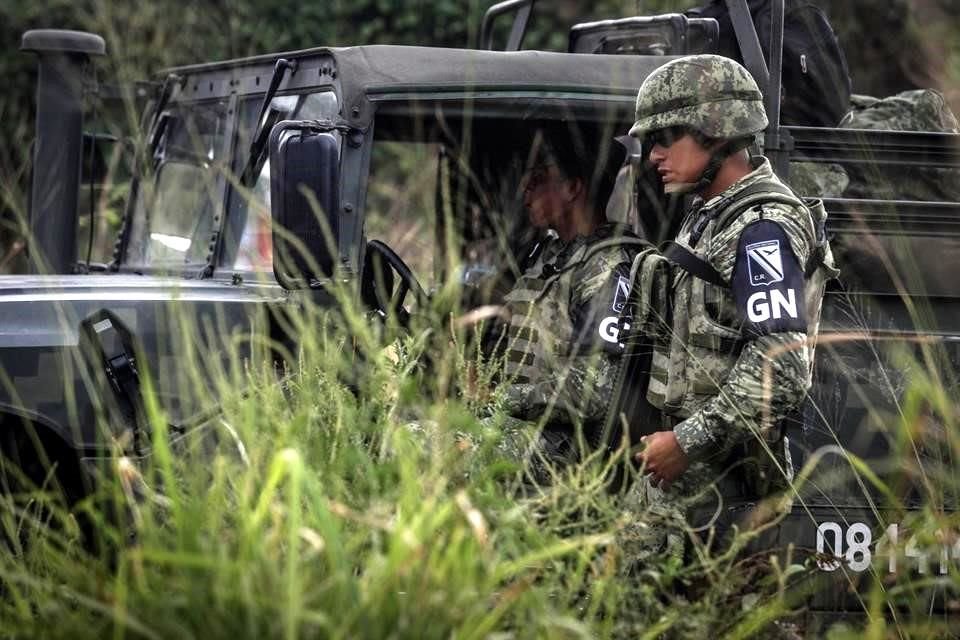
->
<box><xmin>268</xmin><ymin>121</ymin><xmax>342</xmax><ymax>289</ymax></box>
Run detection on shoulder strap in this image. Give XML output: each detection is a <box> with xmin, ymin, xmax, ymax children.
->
<box><xmin>672</xmin><ymin>180</ymin><xmax>805</xmax><ymax>288</ymax></box>
<box><xmin>713</xmin><ymin>181</ymin><xmax>840</xmax><ymax>281</ymax></box>
<box><xmin>725</xmin><ymin>0</ymin><xmax>770</xmax><ymax>93</ymax></box>
<box><xmin>800</xmin><ymin>198</ymin><xmax>839</xmax><ymax>280</ymax></box>
<box><xmin>662</xmin><ymin>241</ymin><xmax>728</xmax><ymax>288</ymax></box>
<box><xmin>667</xmin><ymin>178</ymin><xmax>839</xmax><ymax>293</ymax></box>
<box><xmin>688</xmin><ymin>180</ymin><xmax>803</xmax><ymax>248</ymax></box>
<box><xmin>536</xmin><ymin>236</ymin><xmax>651</xmax><ymax>302</ymax></box>
<box><xmin>710</xmin><ymin>180</ymin><xmax>804</xmax><ymax>233</ymax></box>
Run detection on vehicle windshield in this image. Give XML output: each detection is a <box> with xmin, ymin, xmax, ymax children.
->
<box><xmin>125</xmin><ymin>99</ymin><xmax>231</xmax><ymax>270</ymax></box>
<box><xmin>123</xmin><ymin>90</ymin><xmax>340</xmax><ymax>273</ymax></box>
<box><xmin>362</xmin><ymin>102</ymin><xmax>626</xmax><ymax>302</ymax></box>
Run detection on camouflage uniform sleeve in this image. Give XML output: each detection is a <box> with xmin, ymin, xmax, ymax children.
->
<box><xmin>673</xmin><ymin>331</ymin><xmax>809</xmax><ymax>462</ymax></box>
<box><xmin>502</xmin><ymin>351</ymin><xmax>621</xmax><ymax>427</ymax></box>
<box><xmin>675</xmin><ymin>211</ymin><xmax>814</xmax><ymax>462</ymax></box>
<box><xmin>503</xmin><ymin>248</ymin><xmax>633</xmax><ymax>427</ymax></box>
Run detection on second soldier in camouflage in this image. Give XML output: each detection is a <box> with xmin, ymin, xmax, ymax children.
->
<box><xmin>488</xmin><ymin>129</ymin><xmax>645</xmax><ymax>485</ymax></box>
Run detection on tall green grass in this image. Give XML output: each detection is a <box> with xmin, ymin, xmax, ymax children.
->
<box><xmin>0</xmin><ymin>283</ymin><xmax>800</xmax><ymax>638</ymax></box>
<box><xmin>2</xmin><ymin>280</ymin><xmax>956</xmax><ymax>639</ymax></box>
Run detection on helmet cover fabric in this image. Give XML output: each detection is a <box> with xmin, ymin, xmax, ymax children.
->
<box><xmin>629</xmin><ymin>54</ymin><xmax>768</xmax><ymax>141</ymax></box>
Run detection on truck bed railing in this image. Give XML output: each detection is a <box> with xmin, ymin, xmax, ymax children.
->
<box><xmin>787</xmin><ymin>126</ymin><xmax>960</xmax><ymax>168</ymax></box>
<box><xmin>822</xmin><ymin>198</ymin><xmax>960</xmax><ymax>235</ymax></box>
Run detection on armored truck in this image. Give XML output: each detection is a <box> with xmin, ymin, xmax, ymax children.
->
<box><xmin>6</xmin><ymin>0</ymin><xmax>960</xmax><ymax>627</ymax></box>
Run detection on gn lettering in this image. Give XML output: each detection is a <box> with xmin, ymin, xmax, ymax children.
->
<box><xmin>747</xmin><ymin>288</ymin><xmax>798</xmax><ymax>322</ymax></box>
<box><xmin>599</xmin><ymin>317</ymin><xmax>628</xmax><ymax>345</ymax></box>
<box><xmin>816</xmin><ymin>521</ymin><xmax>960</xmax><ymax>574</ymax></box>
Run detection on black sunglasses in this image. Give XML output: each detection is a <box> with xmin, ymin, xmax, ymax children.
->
<box><xmin>646</xmin><ymin>126</ymin><xmax>692</xmax><ymax>148</ymax></box>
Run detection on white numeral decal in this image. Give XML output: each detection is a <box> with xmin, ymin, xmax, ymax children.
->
<box><xmin>846</xmin><ymin>522</ymin><xmax>872</xmax><ymax>572</ymax></box>
<box><xmin>816</xmin><ymin>522</ymin><xmax>960</xmax><ymax>574</ymax></box>
<box><xmin>879</xmin><ymin>523</ymin><xmax>898</xmax><ymax>574</ymax></box>
<box><xmin>816</xmin><ymin>521</ymin><xmax>843</xmax><ymax>571</ymax></box>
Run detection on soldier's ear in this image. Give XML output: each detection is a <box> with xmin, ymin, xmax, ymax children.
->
<box><xmin>563</xmin><ymin>176</ymin><xmax>585</xmax><ymax>202</ymax></box>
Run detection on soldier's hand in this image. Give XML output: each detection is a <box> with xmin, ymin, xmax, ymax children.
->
<box><xmin>636</xmin><ymin>431</ymin><xmax>689</xmax><ymax>487</ymax></box>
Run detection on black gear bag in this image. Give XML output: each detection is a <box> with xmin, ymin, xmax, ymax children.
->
<box><xmin>687</xmin><ymin>0</ymin><xmax>852</xmax><ymax>127</ymax></box>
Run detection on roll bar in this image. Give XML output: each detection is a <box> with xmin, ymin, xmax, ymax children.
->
<box><xmin>21</xmin><ymin>29</ymin><xmax>105</xmax><ymax>274</ymax></box>
<box><xmin>478</xmin><ymin>0</ymin><xmax>792</xmax><ymax>176</ymax></box>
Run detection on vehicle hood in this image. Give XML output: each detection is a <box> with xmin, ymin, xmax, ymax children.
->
<box><xmin>0</xmin><ymin>273</ymin><xmax>286</xmax><ymax>300</ymax></box>
<box><xmin>0</xmin><ymin>273</ymin><xmax>287</xmax><ymax>348</ymax></box>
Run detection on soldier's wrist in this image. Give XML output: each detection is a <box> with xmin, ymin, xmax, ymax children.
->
<box><xmin>672</xmin><ymin>416</ymin><xmax>710</xmax><ymax>463</ymax></box>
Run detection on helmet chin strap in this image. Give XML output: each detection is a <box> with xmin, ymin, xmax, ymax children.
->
<box><xmin>691</xmin><ymin>137</ymin><xmax>753</xmax><ymax>196</ymax></box>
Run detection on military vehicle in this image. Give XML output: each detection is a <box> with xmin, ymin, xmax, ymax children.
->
<box><xmin>6</xmin><ymin>0</ymin><xmax>960</xmax><ymax>628</ymax></box>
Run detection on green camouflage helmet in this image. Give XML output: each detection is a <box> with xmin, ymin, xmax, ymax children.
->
<box><xmin>629</xmin><ymin>54</ymin><xmax>768</xmax><ymax>141</ymax></box>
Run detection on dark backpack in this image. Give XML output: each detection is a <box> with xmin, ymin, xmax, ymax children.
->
<box><xmin>687</xmin><ymin>0</ymin><xmax>852</xmax><ymax>127</ymax></box>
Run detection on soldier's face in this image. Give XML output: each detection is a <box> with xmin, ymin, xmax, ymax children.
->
<box><xmin>647</xmin><ymin>129</ymin><xmax>711</xmax><ymax>189</ymax></box>
<box><xmin>520</xmin><ymin>163</ymin><xmax>569</xmax><ymax>230</ymax></box>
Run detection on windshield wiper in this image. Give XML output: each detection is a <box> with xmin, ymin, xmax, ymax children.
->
<box><xmin>240</xmin><ymin>58</ymin><xmax>298</xmax><ymax>187</ymax></box>
<box><xmin>147</xmin><ymin>73</ymin><xmax>180</xmax><ymax>159</ymax></box>
<box><xmin>109</xmin><ymin>74</ymin><xmax>179</xmax><ymax>272</ymax></box>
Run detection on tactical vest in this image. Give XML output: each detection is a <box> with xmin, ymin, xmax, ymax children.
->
<box><xmin>500</xmin><ymin>223</ymin><xmax>645</xmax><ymax>387</ymax></box>
<box><xmin>644</xmin><ymin>173</ymin><xmax>839</xmax><ymax>496</ymax></box>
<box><xmin>500</xmin><ymin>239</ymin><xmax>563</xmax><ymax>385</ymax></box>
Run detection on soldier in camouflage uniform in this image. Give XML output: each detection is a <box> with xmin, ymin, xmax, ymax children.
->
<box><xmin>489</xmin><ymin>131</ymin><xmax>645</xmax><ymax>485</ymax></box>
<box><xmin>620</xmin><ymin>55</ymin><xmax>838</xmax><ymax>563</ymax></box>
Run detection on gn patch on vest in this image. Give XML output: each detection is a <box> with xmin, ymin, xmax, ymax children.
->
<box><xmin>571</xmin><ymin>261</ymin><xmax>633</xmax><ymax>355</ymax></box>
<box><xmin>746</xmin><ymin>239</ymin><xmax>785</xmax><ymax>286</ymax></box>
<box><xmin>732</xmin><ymin>220</ymin><xmax>807</xmax><ymax>337</ymax></box>
<box><xmin>612</xmin><ymin>275</ymin><xmax>630</xmax><ymax>313</ymax></box>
